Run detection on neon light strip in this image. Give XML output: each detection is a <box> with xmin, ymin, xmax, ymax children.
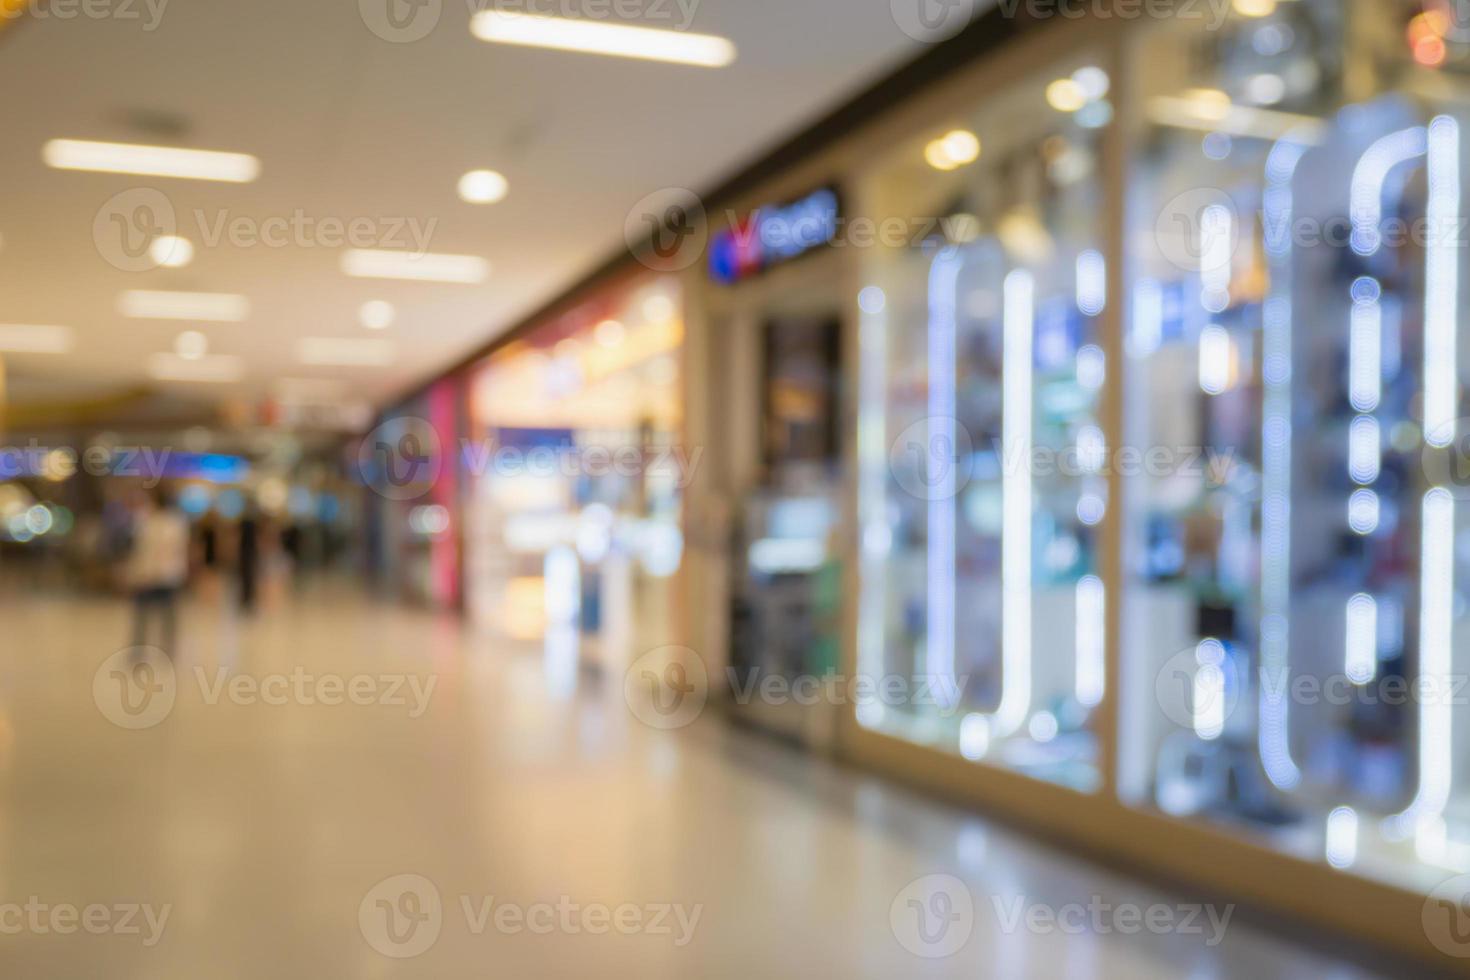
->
<box><xmin>1075</xmin><ymin>574</ymin><xmax>1105</xmax><ymax>708</ymax></box>
<box><xmin>1258</xmin><ymin>131</ymin><xmax>1310</xmax><ymax>791</ymax></box>
<box><xmin>1390</xmin><ymin>118</ymin><xmax>1461</xmax><ymax>838</ymax></box>
<box><xmin>856</xmin><ymin>286</ymin><xmax>889</xmax><ymax>701</ymax></box>
<box><xmin>926</xmin><ymin>252</ymin><xmax>963</xmax><ymax>705</ymax></box>
<box><xmin>996</xmin><ymin>269</ymin><xmax>1034</xmax><ymax>737</ymax></box>
<box><xmin>1348</xmin><ymin>299</ymin><xmax>1382</xmax><ymax>413</ymax></box>
<box><xmin>1130</xmin><ymin>278</ymin><xmax>1163</xmax><ymax>358</ymax></box>
<box><xmin>1349</xmin><ymin>127</ymin><xmax>1428</xmax><ymax>257</ymax></box>
<box><xmin>1076</xmin><ymin>250</ymin><xmax>1106</xmax><ymax>317</ymax></box>
<box><xmin>1425</xmin><ymin>117</ymin><xmax>1461</xmax><ymax>447</ymax></box>
<box><xmin>1387</xmin><ymin>488</ymin><xmax>1455</xmax><ymax>838</ymax></box>
<box><xmin>1326</xmin><ymin>806</ymin><xmax>1359</xmax><ymax>869</ymax></box>
<box><xmin>1344</xmin><ymin>593</ymin><xmax>1377</xmax><ymax>685</ymax></box>
<box><xmin>1199</xmin><ymin>205</ymin><xmax>1233</xmax><ymax>313</ymax></box>
<box><xmin>1348</xmin><ymin>416</ymin><xmax>1381</xmax><ymax>485</ymax></box>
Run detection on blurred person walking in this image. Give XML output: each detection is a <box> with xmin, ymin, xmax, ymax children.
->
<box><xmin>236</xmin><ymin>506</ymin><xmax>261</xmax><ymax>614</ymax></box>
<box><xmin>125</xmin><ymin>489</ymin><xmax>190</xmax><ymax>657</ymax></box>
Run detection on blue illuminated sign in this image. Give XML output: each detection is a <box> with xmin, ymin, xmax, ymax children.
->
<box><xmin>708</xmin><ymin>187</ymin><xmax>840</xmax><ymax>285</ymax></box>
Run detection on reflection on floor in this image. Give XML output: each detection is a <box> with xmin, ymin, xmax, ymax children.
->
<box><xmin>0</xmin><ymin>587</ymin><xmax>1400</xmax><ymax>978</ymax></box>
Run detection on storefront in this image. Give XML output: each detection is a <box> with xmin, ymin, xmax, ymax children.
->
<box><xmin>679</xmin><ymin>0</ymin><xmax>1470</xmax><ymax>966</ymax></box>
<box><xmin>463</xmin><ymin>274</ymin><xmax>685</xmax><ymax>673</ymax></box>
<box><xmin>681</xmin><ymin>185</ymin><xmax>851</xmax><ymax>747</ymax></box>
<box><xmin>364</xmin><ymin>376</ymin><xmax>464</xmax><ymax>610</ymax></box>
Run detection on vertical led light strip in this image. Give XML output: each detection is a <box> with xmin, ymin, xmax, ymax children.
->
<box><xmin>1344</xmin><ymin>593</ymin><xmax>1378</xmax><ymax>685</ymax></box>
<box><xmin>1424</xmin><ymin>116</ymin><xmax>1461</xmax><ymax>448</ymax></box>
<box><xmin>926</xmin><ymin>252</ymin><xmax>963</xmax><ymax>705</ymax></box>
<box><xmin>1388</xmin><ymin>488</ymin><xmax>1455</xmax><ymax>840</ymax></box>
<box><xmin>996</xmin><ymin>269</ymin><xmax>1035</xmax><ymax>737</ymax></box>
<box><xmin>1326</xmin><ymin>805</ymin><xmax>1360</xmax><ymax>869</ymax></box>
<box><xmin>1075</xmin><ymin>574</ymin><xmax>1105</xmax><ymax>708</ymax></box>
<box><xmin>1199</xmin><ymin>204</ymin><xmax>1233</xmax><ymax>314</ymax></box>
<box><xmin>1348</xmin><ymin>289</ymin><xmax>1383</xmax><ymax>413</ymax></box>
<box><xmin>1258</xmin><ymin>133</ymin><xmax>1310</xmax><ymax>790</ymax></box>
<box><xmin>856</xmin><ymin>286</ymin><xmax>890</xmax><ymax>713</ymax></box>
<box><xmin>1390</xmin><ymin>117</ymin><xmax>1461</xmax><ymax>844</ymax></box>
<box><xmin>1130</xmin><ymin>277</ymin><xmax>1163</xmax><ymax>358</ymax></box>
<box><xmin>1076</xmin><ymin>250</ymin><xmax>1106</xmax><ymax>317</ymax></box>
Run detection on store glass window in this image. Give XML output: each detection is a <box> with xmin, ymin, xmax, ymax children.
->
<box><xmin>857</xmin><ymin>53</ymin><xmax>1112</xmax><ymax>791</ymax></box>
<box><xmin>1120</xmin><ymin>0</ymin><xmax>1470</xmax><ymax>892</ymax></box>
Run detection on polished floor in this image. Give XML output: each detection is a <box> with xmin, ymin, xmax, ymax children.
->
<box><xmin>0</xmin><ymin>584</ymin><xmax>1401</xmax><ymax>978</ymax></box>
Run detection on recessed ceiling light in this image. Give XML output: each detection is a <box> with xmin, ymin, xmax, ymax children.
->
<box><xmin>150</xmin><ymin>235</ymin><xmax>194</xmax><ymax>269</ymax></box>
<box><xmin>148</xmin><ymin>352</ymin><xmax>244</xmax><ymax>382</ymax></box>
<box><xmin>0</xmin><ymin>324</ymin><xmax>74</xmax><ymax>354</ymax></box>
<box><xmin>359</xmin><ymin>300</ymin><xmax>396</xmax><ymax>330</ymax></box>
<box><xmin>341</xmin><ymin>249</ymin><xmax>490</xmax><ymax>284</ymax></box>
<box><xmin>1046</xmin><ymin>78</ymin><xmax>1088</xmax><ymax>113</ymax></box>
<box><xmin>296</xmin><ymin>337</ymin><xmax>396</xmax><ymax>366</ymax></box>
<box><xmin>923</xmin><ymin>129</ymin><xmax>980</xmax><ymax>171</ymax></box>
<box><xmin>1071</xmin><ymin>66</ymin><xmax>1110</xmax><ymax>101</ymax></box>
<box><xmin>924</xmin><ymin>140</ymin><xmax>960</xmax><ymax>171</ymax></box>
<box><xmin>459</xmin><ymin>169</ymin><xmax>508</xmax><ymax>204</ymax></box>
<box><xmin>174</xmin><ymin>330</ymin><xmax>208</xmax><ymax>360</ymax></box>
<box><xmin>941</xmin><ymin>129</ymin><xmax>980</xmax><ymax>165</ymax></box>
<box><xmin>642</xmin><ymin>294</ymin><xmax>674</xmax><ymax>323</ymax></box>
<box><xmin>470</xmin><ymin>11</ymin><xmax>736</xmax><ymax>67</ymax></box>
<box><xmin>43</xmin><ymin>139</ymin><xmax>260</xmax><ymax>183</ymax></box>
<box><xmin>1234</xmin><ymin>0</ymin><xmax>1276</xmax><ymax>16</ymax></box>
<box><xmin>118</xmin><ymin>290</ymin><xmax>250</xmax><ymax>321</ymax></box>
<box><xmin>594</xmin><ymin>319</ymin><xmax>625</xmax><ymax>348</ymax></box>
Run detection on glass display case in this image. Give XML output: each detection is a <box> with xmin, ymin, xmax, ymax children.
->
<box><xmin>1119</xmin><ymin>0</ymin><xmax>1470</xmax><ymax>892</ymax></box>
<box><xmin>855</xmin><ymin>52</ymin><xmax>1111</xmax><ymax>791</ymax></box>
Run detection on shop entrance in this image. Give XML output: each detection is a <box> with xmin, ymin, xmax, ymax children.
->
<box><xmin>699</xmin><ymin>248</ymin><xmax>851</xmax><ymax>748</ymax></box>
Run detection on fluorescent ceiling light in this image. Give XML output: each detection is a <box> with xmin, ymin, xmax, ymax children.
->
<box><xmin>459</xmin><ymin>169</ymin><xmax>508</xmax><ymax>204</ymax></box>
<box><xmin>150</xmin><ymin>235</ymin><xmax>194</xmax><ymax>268</ymax></box>
<box><xmin>296</xmin><ymin>337</ymin><xmax>396</xmax><ymax>367</ymax></box>
<box><xmin>0</xmin><ymin>324</ymin><xmax>74</xmax><ymax>354</ymax></box>
<box><xmin>147</xmin><ymin>353</ymin><xmax>245</xmax><ymax>383</ymax></box>
<box><xmin>341</xmin><ymin>249</ymin><xmax>489</xmax><ymax>284</ymax></box>
<box><xmin>1148</xmin><ymin>97</ymin><xmax>1326</xmax><ymax>143</ymax></box>
<box><xmin>119</xmin><ymin>290</ymin><xmax>250</xmax><ymax>322</ymax></box>
<box><xmin>43</xmin><ymin>139</ymin><xmax>260</xmax><ymax>183</ymax></box>
<box><xmin>471</xmin><ymin>11</ymin><xmax>736</xmax><ymax>68</ymax></box>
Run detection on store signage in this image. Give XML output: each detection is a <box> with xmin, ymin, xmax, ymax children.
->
<box><xmin>708</xmin><ymin>186</ymin><xmax>840</xmax><ymax>285</ymax></box>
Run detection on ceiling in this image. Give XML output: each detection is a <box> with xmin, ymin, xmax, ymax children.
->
<box><xmin>0</xmin><ymin>1</ymin><xmax>932</xmax><ymax>425</ymax></box>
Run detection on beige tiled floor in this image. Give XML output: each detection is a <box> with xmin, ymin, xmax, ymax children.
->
<box><xmin>0</xmin><ymin>587</ymin><xmax>1400</xmax><ymax>978</ymax></box>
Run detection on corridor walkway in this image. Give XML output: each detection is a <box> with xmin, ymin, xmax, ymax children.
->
<box><xmin>0</xmin><ymin>588</ymin><xmax>1398</xmax><ymax>978</ymax></box>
